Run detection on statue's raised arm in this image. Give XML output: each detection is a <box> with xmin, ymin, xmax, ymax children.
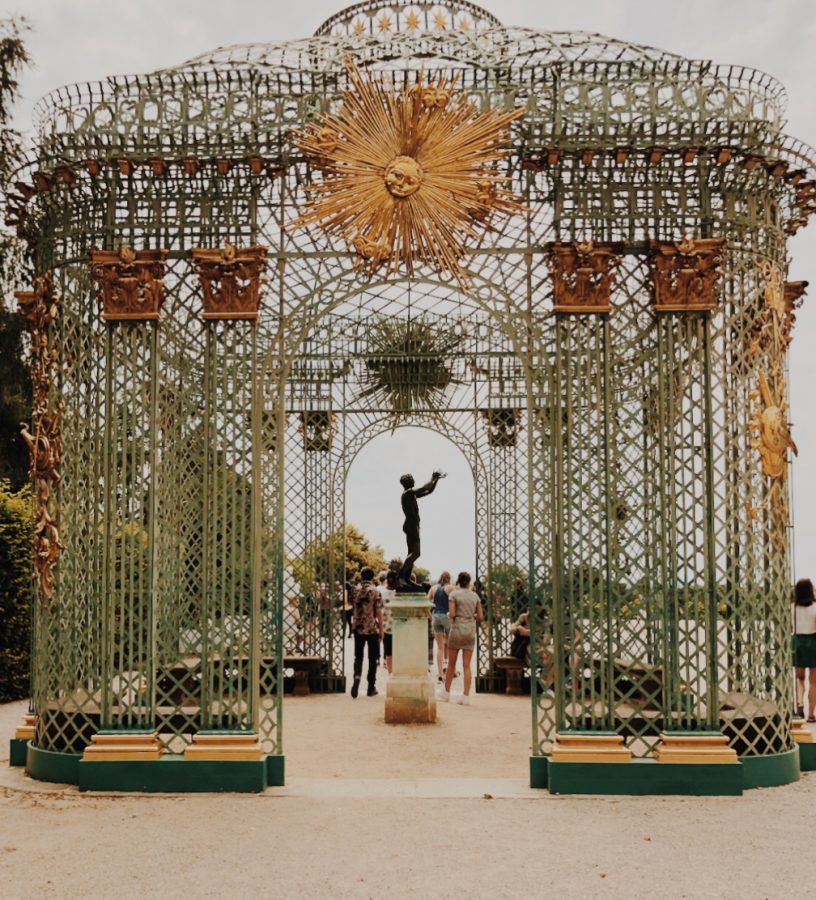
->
<box><xmin>413</xmin><ymin>470</ymin><xmax>446</xmax><ymax>498</ymax></box>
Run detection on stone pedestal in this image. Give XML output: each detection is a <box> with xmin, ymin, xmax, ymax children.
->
<box><xmin>552</xmin><ymin>731</ymin><xmax>632</xmax><ymax>762</ymax></box>
<box><xmin>385</xmin><ymin>593</ymin><xmax>437</xmax><ymax>724</ymax></box>
<box><xmin>83</xmin><ymin>730</ymin><xmax>162</xmax><ymax>761</ymax></box>
<box><xmin>9</xmin><ymin>714</ymin><xmax>37</xmax><ymax>766</ymax></box>
<box><xmin>184</xmin><ymin>731</ymin><xmax>264</xmax><ymax>760</ymax></box>
<box><xmin>654</xmin><ymin>731</ymin><xmax>738</xmax><ymax>763</ymax></box>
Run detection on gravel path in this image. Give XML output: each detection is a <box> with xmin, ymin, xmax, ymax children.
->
<box><xmin>1</xmin><ymin>662</ymin><xmax>811</xmax><ymax>900</ymax></box>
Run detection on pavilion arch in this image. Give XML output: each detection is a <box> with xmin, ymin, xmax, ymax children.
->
<box><xmin>271</xmin><ymin>272</ymin><xmax>536</xmax><ymax>743</ymax></box>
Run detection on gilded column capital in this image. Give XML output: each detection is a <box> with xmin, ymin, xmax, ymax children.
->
<box><xmin>89</xmin><ymin>246</ymin><xmax>168</xmax><ymax>321</ymax></box>
<box><xmin>545</xmin><ymin>240</ymin><xmax>624</xmax><ymax>314</ymax></box>
<box><xmin>648</xmin><ymin>237</ymin><xmax>726</xmax><ymax>313</ymax></box>
<box><xmin>190</xmin><ymin>243</ymin><xmax>268</xmax><ymax>320</ymax></box>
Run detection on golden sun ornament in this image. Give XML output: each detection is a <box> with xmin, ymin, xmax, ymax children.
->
<box><xmin>291</xmin><ymin>57</ymin><xmax>525</xmax><ymax>286</ymax></box>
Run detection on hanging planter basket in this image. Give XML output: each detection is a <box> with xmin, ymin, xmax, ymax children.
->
<box><xmin>358</xmin><ymin>316</ymin><xmax>462</xmax><ymax>414</ymax></box>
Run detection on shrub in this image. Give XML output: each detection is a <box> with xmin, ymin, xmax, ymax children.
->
<box><xmin>0</xmin><ymin>480</ymin><xmax>32</xmax><ymax>701</ymax></box>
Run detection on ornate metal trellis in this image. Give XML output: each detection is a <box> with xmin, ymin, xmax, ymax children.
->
<box><xmin>11</xmin><ymin>0</ymin><xmax>816</xmax><ymax>774</ymax></box>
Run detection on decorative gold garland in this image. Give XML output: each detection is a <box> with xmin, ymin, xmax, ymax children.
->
<box><xmin>746</xmin><ymin>258</ymin><xmax>805</xmax><ymax>552</ymax></box>
<box><xmin>17</xmin><ymin>273</ymin><xmax>64</xmax><ymax>605</ymax></box>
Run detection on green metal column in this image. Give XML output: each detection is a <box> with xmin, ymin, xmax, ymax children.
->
<box><xmin>100</xmin><ymin>321</ymin><xmax>158</xmax><ymax>731</ymax></box>
<box><xmin>201</xmin><ymin>318</ymin><xmax>257</xmax><ymax>732</ymax></box>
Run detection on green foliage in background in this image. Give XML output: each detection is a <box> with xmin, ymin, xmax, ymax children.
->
<box><xmin>0</xmin><ymin>18</ymin><xmax>32</xmax><ymax>487</ymax></box>
<box><xmin>0</xmin><ymin>480</ymin><xmax>32</xmax><ymax>701</ymax></box>
<box><xmin>291</xmin><ymin>523</ymin><xmax>387</xmax><ymax>596</ymax></box>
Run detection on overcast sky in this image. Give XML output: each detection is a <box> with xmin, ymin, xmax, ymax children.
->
<box><xmin>7</xmin><ymin>0</ymin><xmax>816</xmax><ymax>580</ymax></box>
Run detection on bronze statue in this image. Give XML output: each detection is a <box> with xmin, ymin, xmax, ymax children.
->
<box><xmin>398</xmin><ymin>471</ymin><xmax>445</xmax><ymax>588</ymax></box>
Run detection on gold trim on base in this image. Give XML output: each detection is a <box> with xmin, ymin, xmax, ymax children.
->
<box><xmin>551</xmin><ymin>733</ymin><xmax>632</xmax><ymax>763</ymax></box>
<box><xmin>83</xmin><ymin>731</ymin><xmax>163</xmax><ymax>762</ymax></box>
<box><xmin>15</xmin><ymin>714</ymin><xmax>37</xmax><ymax>741</ymax></box>
<box><xmin>791</xmin><ymin>718</ymin><xmax>814</xmax><ymax>744</ymax></box>
<box><xmin>183</xmin><ymin>733</ymin><xmax>264</xmax><ymax>761</ymax></box>
<box><xmin>654</xmin><ymin>732</ymin><xmax>738</xmax><ymax>763</ymax></box>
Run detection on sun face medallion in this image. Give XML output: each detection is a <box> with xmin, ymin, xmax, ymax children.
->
<box><xmin>291</xmin><ymin>56</ymin><xmax>525</xmax><ymax>285</ymax></box>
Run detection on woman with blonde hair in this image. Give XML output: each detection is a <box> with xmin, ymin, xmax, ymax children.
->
<box><xmin>438</xmin><ymin>571</ymin><xmax>483</xmax><ymax>705</ymax></box>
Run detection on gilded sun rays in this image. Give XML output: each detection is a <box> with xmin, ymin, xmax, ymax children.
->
<box><xmin>290</xmin><ymin>57</ymin><xmax>525</xmax><ymax>286</ymax></box>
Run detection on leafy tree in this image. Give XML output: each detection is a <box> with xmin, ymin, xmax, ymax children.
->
<box><xmin>0</xmin><ymin>20</ymin><xmax>31</xmax><ymax>698</ymax></box>
<box><xmin>0</xmin><ymin>480</ymin><xmax>32</xmax><ymax>700</ymax></box>
<box><xmin>291</xmin><ymin>524</ymin><xmax>387</xmax><ymax>596</ymax></box>
<box><xmin>486</xmin><ymin>562</ymin><xmax>528</xmax><ymax>618</ymax></box>
<box><xmin>0</xmin><ymin>18</ymin><xmax>31</xmax><ymax>489</ymax></box>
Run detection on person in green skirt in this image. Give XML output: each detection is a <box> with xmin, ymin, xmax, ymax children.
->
<box><xmin>793</xmin><ymin>579</ymin><xmax>816</xmax><ymax>721</ymax></box>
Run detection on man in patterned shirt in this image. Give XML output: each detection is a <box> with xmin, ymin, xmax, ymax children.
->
<box><xmin>351</xmin><ymin>566</ymin><xmax>384</xmax><ymax>698</ymax></box>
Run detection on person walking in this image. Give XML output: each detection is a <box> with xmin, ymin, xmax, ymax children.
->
<box><xmin>380</xmin><ymin>570</ymin><xmax>398</xmax><ymax>674</ymax></box>
<box><xmin>343</xmin><ymin>581</ymin><xmax>354</xmax><ymax>639</ymax></box>
<box><xmin>438</xmin><ymin>571</ymin><xmax>483</xmax><ymax>705</ymax></box>
<box><xmin>793</xmin><ymin>578</ymin><xmax>816</xmax><ymax>720</ymax></box>
<box><xmin>427</xmin><ymin>571</ymin><xmax>454</xmax><ymax>683</ymax></box>
<box><xmin>350</xmin><ymin>566</ymin><xmax>383</xmax><ymax>698</ymax></box>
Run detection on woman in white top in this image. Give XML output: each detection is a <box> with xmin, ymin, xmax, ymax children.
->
<box><xmin>793</xmin><ymin>578</ymin><xmax>816</xmax><ymax>721</ymax></box>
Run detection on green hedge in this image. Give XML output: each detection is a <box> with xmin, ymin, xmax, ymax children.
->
<box><xmin>0</xmin><ymin>480</ymin><xmax>32</xmax><ymax>702</ymax></box>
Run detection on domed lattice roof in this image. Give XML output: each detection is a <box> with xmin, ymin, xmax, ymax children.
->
<box><xmin>25</xmin><ymin>0</ymin><xmax>816</xmax><ymax>199</ymax></box>
<box><xmin>169</xmin><ymin>0</ymin><xmax>689</xmax><ymax>75</ymax></box>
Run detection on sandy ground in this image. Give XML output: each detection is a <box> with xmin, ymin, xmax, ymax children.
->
<box><xmin>0</xmin><ymin>648</ymin><xmax>812</xmax><ymax>899</ymax></box>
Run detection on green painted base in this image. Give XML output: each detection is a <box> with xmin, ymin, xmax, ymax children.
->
<box><xmin>529</xmin><ymin>755</ymin><xmax>548</xmax><ymax>789</ymax></box>
<box><xmin>533</xmin><ymin>748</ymin><xmax>802</xmax><ymax>795</ymax></box>
<box><xmin>548</xmin><ymin>758</ymin><xmax>743</xmax><ymax>796</ymax></box>
<box><xmin>266</xmin><ymin>754</ymin><xmax>285</xmax><ymax>786</ymax></box>
<box><xmin>741</xmin><ymin>747</ymin><xmax>800</xmax><ymax>789</ymax></box>
<box><xmin>26</xmin><ymin>743</ymin><xmax>81</xmax><ymax>784</ymax></box>
<box><xmin>9</xmin><ymin>738</ymin><xmax>28</xmax><ymax>767</ymax></box>
<box><xmin>25</xmin><ymin>743</ymin><xmax>282</xmax><ymax>792</ymax></box>
<box><xmin>798</xmin><ymin>742</ymin><xmax>816</xmax><ymax>772</ymax></box>
<box><xmin>79</xmin><ymin>755</ymin><xmax>267</xmax><ymax>793</ymax></box>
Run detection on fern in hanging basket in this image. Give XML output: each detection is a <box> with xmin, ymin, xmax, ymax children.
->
<box><xmin>358</xmin><ymin>316</ymin><xmax>463</xmax><ymax>413</ymax></box>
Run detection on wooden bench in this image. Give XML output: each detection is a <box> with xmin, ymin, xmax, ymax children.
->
<box><xmin>586</xmin><ymin>657</ymin><xmax>667</xmax><ymax>710</ymax></box>
<box><xmin>157</xmin><ymin>654</ymin><xmax>325</xmax><ymax>698</ymax></box>
<box><xmin>283</xmin><ymin>655</ymin><xmax>324</xmax><ymax>696</ymax></box>
<box><xmin>493</xmin><ymin>656</ymin><xmax>526</xmax><ymax>695</ymax></box>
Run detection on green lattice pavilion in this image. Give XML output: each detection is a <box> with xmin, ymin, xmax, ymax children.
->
<box><xmin>9</xmin><ymin>0</ymin><xmax>816</xmax><ymax>793</ymax></box>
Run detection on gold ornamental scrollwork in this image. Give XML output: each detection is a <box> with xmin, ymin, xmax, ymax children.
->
<box><xmin>783</xmin><ymin>280</ymin><xmax>808</xmax><ymax>349</ymax></box>
<box><xmin>749</xmin><ymin>370</ymin><xmax>797</xmax><ymax>481</ymax></box>
<box><xmin>648</xmin><ymin>237</ymin><xmax>726</xmax><ymax>312</ymax></box>
<box><xmin>750</xmin><ymin>265</ymin><xmax>808</xmax><ymax>359</ymax></box>
<box><xmin>545</xmin><ymin>241</ymin><xmax>624</xmax><ymax>314</ymax></box>
<box><xmin>748</xmin><ymin>369</ymin><xmax>798</xmax><ymax>552</ymax></box>
<box><xmin>290</xmin><ymin>56</ymin><xmax>525</xmax><ymax>286</ymax></box>
<box><xmin>16</xmin><ymin>273</ymin><xmax>64</xmax><ymax>605</ymax></box>
<box><xmin>746</xmin><ymin>257</ymin><xmax>807</xmax><ymax>553</ymax></box>
<box><xmin>190</xmin><ymin>243</ymin><xmax>268</xmax><ymax>320</ymax></box>
<box><xmin>89</xmin><ymin>246</ymin><xmax>168</xmax><ymax>321</ymax></box>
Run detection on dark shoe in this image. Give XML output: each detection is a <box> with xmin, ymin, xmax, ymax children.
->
<box><xmin>367</xmin><ymin>685</ymin><xmax>378</xmax><ymax>697</ymax></box>
<box><xmin>351</xmin><ymin>678</ymin><xmax>360</xmax><ymax>699</ymax></box>
<box><xmin>797</xmin><ymin>705</ymin><xmax>805</xmax><ymax>718</ymax></box>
